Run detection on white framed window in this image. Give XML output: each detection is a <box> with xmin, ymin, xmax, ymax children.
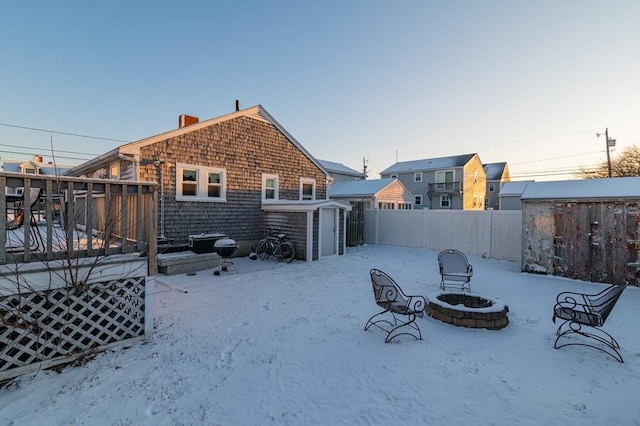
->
<box><xmin>415</xmin><ymin>195</ymin><xmax>423</xmax><ymax>206</ymax></box>
<box><xmin>176</xmin><ymin>163</ymin><xmax>227</xmax><ymax>202</ymax></box>
<box><xmin>440</xmin><ymin>194</ymin><xmax>450</xmax><ymax>208</ymax></box>
<box><xmin>398</xmin><ymin>203</ymin><xmax>412</xmax><ymax>210</ymax></box>
<box><xmin>299</xmin><ymin>178</ymin><xmax>315</xmax><ymax>201</ymax></box>
<box><xmin>20</xmin><ymin>162</ymin><xmax>37</xmax><ymax>174</ymax></box>
<box><xmin>378</xmin><ymin>202</ymin><xmax>395</xmax><ymax>210</ymax></box>
<box><xmin>262</xmin><ymin>173</ymin><xmax>279</xmax><ymax>201</ymax></box>
<box><xmin>474</xmin><ymin>171</ymin><xmax>478</xmax><ymax>184</ymax></box>
<box><xmin>436</xmin><ymin>170</ymin><xmax>454</xmax><ymax>190</ymax></box>
<box><xmin>489</xmin><ymin>183</ymin><xmax>495</xmax><ymax>192</ymax></box>
<box><xmin>414</xmin><ymin>172</ymin><xmax>422</xmax><ymax>182</ymax></box>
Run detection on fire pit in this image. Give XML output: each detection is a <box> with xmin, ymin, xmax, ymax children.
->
<box><xmin>426</xmin><ymin>292</ymin><xmax>509</xmax><ymax>330</ymax></box>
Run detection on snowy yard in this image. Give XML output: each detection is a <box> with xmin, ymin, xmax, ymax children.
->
<box><xmin>1</xmin><ymin>244</ymin><xmax>639</xmax><ymax>426</ymax></box>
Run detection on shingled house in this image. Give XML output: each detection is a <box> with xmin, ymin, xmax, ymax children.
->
<box><xmin>64</xmin><ymin>105</ymin><xmax>350</xmax><ymax>261</ymax></box>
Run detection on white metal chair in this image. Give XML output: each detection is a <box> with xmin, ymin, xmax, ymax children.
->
<box><xmin>438</xmin><ymin>249</ymin><xmax>473</xmax><ymax>292</ymax></box>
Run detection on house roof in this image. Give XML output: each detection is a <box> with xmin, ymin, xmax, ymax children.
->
<box><xmin>318</xmin><ymin>160</ymin><xmax>363</xmax><ymax>178</ymax></box>
<box><xmin>329</xmin><ymin>178</ymin><xmax>401</xmax><ymax>197</ymax></box>
<box><xmin>520</xmin><ymin>177</ymin><xmax>640</xmax><ymax>200</ymax></box>
<box><xmin>65</xmin><ymin>105</ymin><xmax>329</xmax><ymax>178</ymax></box>
<box><xmin>484</xmin><ymin>162</ymin><xmax>507</xmax><ymax>181</ymax></box>
<box><xmin>3</xmin><ymin>158</ymin><xmax>75</xmax><ymax>175</ymax></box>
<box><xmin>380</xmin><ymin>154</ymin><xmax>477</xmax><ymax>175</ymax></box>
<box><xmin>499</xmin><ymin>181</ymin><xmax>533</xmax><ymax>197</ymax></box>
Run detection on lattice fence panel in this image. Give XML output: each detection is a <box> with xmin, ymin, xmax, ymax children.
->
<box><xmin>1</xmin><ymin>276</ymin><xmax>146</xmax><ymax>378</ymax></box>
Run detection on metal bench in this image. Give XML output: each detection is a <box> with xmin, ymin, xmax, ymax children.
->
<box><xmin>552</xmin><ymin>283</ymin><xmax>628</xmax><ymax>362</ymax></box>
<box><xmin>365</xmin><ymin>269</ymin><xmax>426</xmax><ymax>343</ymax></box>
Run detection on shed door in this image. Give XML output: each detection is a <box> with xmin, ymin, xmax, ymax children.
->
<box><xmin>321</xmin><ymin>208</ymin><xmax>336</xmax><ymax>257</ymax></box>
<box><xmin>554</xmin><ymin>201</ymin><xmax>638</xmax><ymax>284</ymax></box>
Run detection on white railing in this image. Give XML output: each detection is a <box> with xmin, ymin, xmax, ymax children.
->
<box><xmin>1</xmin><ymin>172</ymin><xmax>158</xmax><ymax>381</ymax></box>
<box><xmin>364</xmin><ymin>209</ymin><xmax>522</xmax><ymax>261</ymax></box>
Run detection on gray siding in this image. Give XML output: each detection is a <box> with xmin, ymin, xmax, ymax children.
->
<box><xmin>138</xmin><ymin>116</ymin><xmax>328</xmax><ymax>245</ymax></box>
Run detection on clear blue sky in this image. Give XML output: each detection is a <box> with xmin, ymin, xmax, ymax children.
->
<box><xmin>1</xmin><ymin>0</ymin><xmax>638</xmax><ymax>180</ymax></box>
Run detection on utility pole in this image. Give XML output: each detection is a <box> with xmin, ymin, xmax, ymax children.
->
<box><xmin>596</xmin><ymin>128</ymin><xmax>615</xmax><ymax>178</ymax></box>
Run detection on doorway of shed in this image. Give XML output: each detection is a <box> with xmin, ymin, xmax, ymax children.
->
<box><xmin>320</xmin><ymin>208</ymin><xmax>337</xmax><ymax>257</ymax></box>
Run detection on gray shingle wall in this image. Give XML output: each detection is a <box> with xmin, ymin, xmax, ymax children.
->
<box><xmin>139</xmin><ymin>116</ymin><xmax>327</xmax><ymax>245</ymax></box>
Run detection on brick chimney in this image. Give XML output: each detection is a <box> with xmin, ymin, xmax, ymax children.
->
<box><xmin>178</xmin><ymin>114</ymin><xmax>199</xmax><ymax>129</ymax></box>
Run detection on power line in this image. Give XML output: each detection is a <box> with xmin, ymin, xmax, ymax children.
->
<box><xmin>0</xmin><ymin>143</ymin><xmax>98</xmax><ymax>157</ymax></box>
<box><xmin>0</xmin><ymin>148</ymin><xmax>88</xmax><ymax>162</ymax></box>
<box><xmin>0</xmin><ymin>122</ymin><xmax>131</xmax><ymax>143</ymax></box>
<box><xmin>509</xmin><ymin>151</ymin><xmax>603</xmax><ymax>166</ymax></box>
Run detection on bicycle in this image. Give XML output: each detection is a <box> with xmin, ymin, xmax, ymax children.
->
<box><xmin>255</xmin><ymin>229</ymin><xmax>296</xmax><ymax>263</ymax></box>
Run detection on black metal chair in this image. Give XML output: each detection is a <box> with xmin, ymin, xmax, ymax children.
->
<box><xmin>6</xmin><ymin>187</ymin><xmax>40</xmax><ymax>230</ymax></box>
<box><xmin>552</xmin><ymin>283</ymin><xmax>628</xmax><ymax>362</ymax></box>
<box><xmin>5</xmin><ymin>187</ymin><xmax>43</xmax><ymax>253</ymax></box>
<box><xmin>438</xmin><ymin>249</ymin><xmax>473</xmax><ymax>292</ymax></box>
<box><xmin>365</xmin><ymin>269</ymin><xmax>426</xmax><ymax>343</ymax></box>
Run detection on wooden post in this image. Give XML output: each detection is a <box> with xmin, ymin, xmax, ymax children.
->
<box><xmin>146</xmin><ymin>187</ymin><xmax>158</xmax><ymax>276</ymax></box>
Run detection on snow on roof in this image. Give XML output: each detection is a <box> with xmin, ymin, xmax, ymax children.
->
<box><xmin>484</xmin><ymin>162</ymin><xmax>507</xmax><ymax>181</ymax></box>
<box><xmin>521</xmin><ymin>177</ymin><xmax>640</xmax><ymax>200</ymax></box>
<box><xmin>329</xmin><ymin>178</ymin><xmax>397</xmax><ymax>197</ymax></box>
<box><xmin>499</xmin><ymin>181</ymin><xmax>533</xmax><ymax>196</ymax></box>
<box><xmin>380</xmin><ymin>154</ymin><xmax>476</xmax><ymax>174</ymax></box>
<box><xmin>318</xmin><ymin>159</ymin><xmax>363</xmax><ymax>177</ymax></box>
<box><xmin>2</xmin><ymin>159</ymin><xmax>75</xmax><ymax>175</ymax></box>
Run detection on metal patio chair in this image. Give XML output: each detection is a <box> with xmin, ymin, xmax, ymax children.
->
<box><xmin>6</xmin><ymin>187</ymin><xmax>41</xmax><ymax>230</ymax></box>
<box><xmin>365</xmin><ymin>268</ymin><xmax>426</xmax><ymax>343</ymax></box>
<box><xmin>553</xmin><ymin>283</ymin><xmax>628</xmax><ymax>362</ymax></box>
<box><xmin>438</xmin><ymin>249</ymin><xmax>473</xmax><ymax>292</ymax></box>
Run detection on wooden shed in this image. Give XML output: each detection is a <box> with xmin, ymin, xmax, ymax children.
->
<box><xmin>521</xmin><ymin>177</ymin><xmax>640</xmax><ymax>285</ymax></box>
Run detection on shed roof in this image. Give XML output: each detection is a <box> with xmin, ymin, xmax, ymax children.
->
<box><xmin>380</xmin><ymin>154</ymin><xmax>476</xmax><ymax>174</ymax></box>
<box><xmin>520</xmin><ymin>177</ymin><xmax>640</xmax><ymax>200</ymax></box>
<box><xmin>499</xmin><ymin>181</ymin><xmax>533</xmax><ymax>197</ymax></box>
<box><xmin>329</xmin><ymin>178</ymin><xmax>400</xmax><ymax>197</ymax></box>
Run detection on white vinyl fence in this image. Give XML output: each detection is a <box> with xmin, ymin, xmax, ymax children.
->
<box><xmin>364</xmin><ymin>209</ymin><xmax>522</xmax><ymax>262</ymax></box>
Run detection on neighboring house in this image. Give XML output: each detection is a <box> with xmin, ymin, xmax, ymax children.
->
<box><xmin>483</xmin><ymin>162</ymin><xmax>510</xmax><ymax>209</ymax></box>
<box><xmin>329</xmin><ymin>178</ymin><xmax>414</xmax><ymax>210</ymax></box>
<box><xmin>380</xmin><ymin>153</ymin><xmax>487</xmax><ymax>210</ymax></box>
<box><xmin>2</xmin><ymin>155</ymin><xmax>75</xmax><ymax>176</ymax></box>
<box><xmin>64</xmin><ymin>105</ymin><xmax>351</xmax><ymax>261</ymax></box>
<box><xmin>328</xmin><ymin>178</ymin><xmax>414</xmax><ymax>246</ymax></box>
<box><xmin>520</xmin><ymin>177</ymin><xmax>640</xmax><ymax>285</ymax></box>
<box><xmin>318</xmin><ymin>159</ymin><xmax>365</xmax><ymax>183</ymax></box>
<box><xmin>498</xmin><ymin>181</ymin><xmax>532</xmax><ymax>210</ymax></box>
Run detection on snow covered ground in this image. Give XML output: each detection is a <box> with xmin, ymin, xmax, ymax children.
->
<box><xmin>2</xmin><ymin>244</ymin><xmax>639</xmax><ymax>426</ymax></box>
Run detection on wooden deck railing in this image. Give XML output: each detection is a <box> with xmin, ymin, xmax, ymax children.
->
<box><xmin>0</xmin><ymin>172</ymin><xmax>158</xmax><ymax>274</ymax></box>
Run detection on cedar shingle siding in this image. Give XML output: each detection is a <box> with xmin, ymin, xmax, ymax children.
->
<box><xmin>138</xmin><ymin>116</ymin><xmax>327</xmax><ymax>245</ymax></box>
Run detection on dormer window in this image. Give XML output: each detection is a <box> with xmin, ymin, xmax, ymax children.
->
<box><xmin>19</xmin><ymin>162</ymin><xmax>38</xmax><ymax>174</ymax></box>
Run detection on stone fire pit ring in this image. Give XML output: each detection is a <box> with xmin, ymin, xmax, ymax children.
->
<box><xmin>426</xmin><ymin>291</ymin><xmax>509</xmax><ymax>330</ymax></box>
